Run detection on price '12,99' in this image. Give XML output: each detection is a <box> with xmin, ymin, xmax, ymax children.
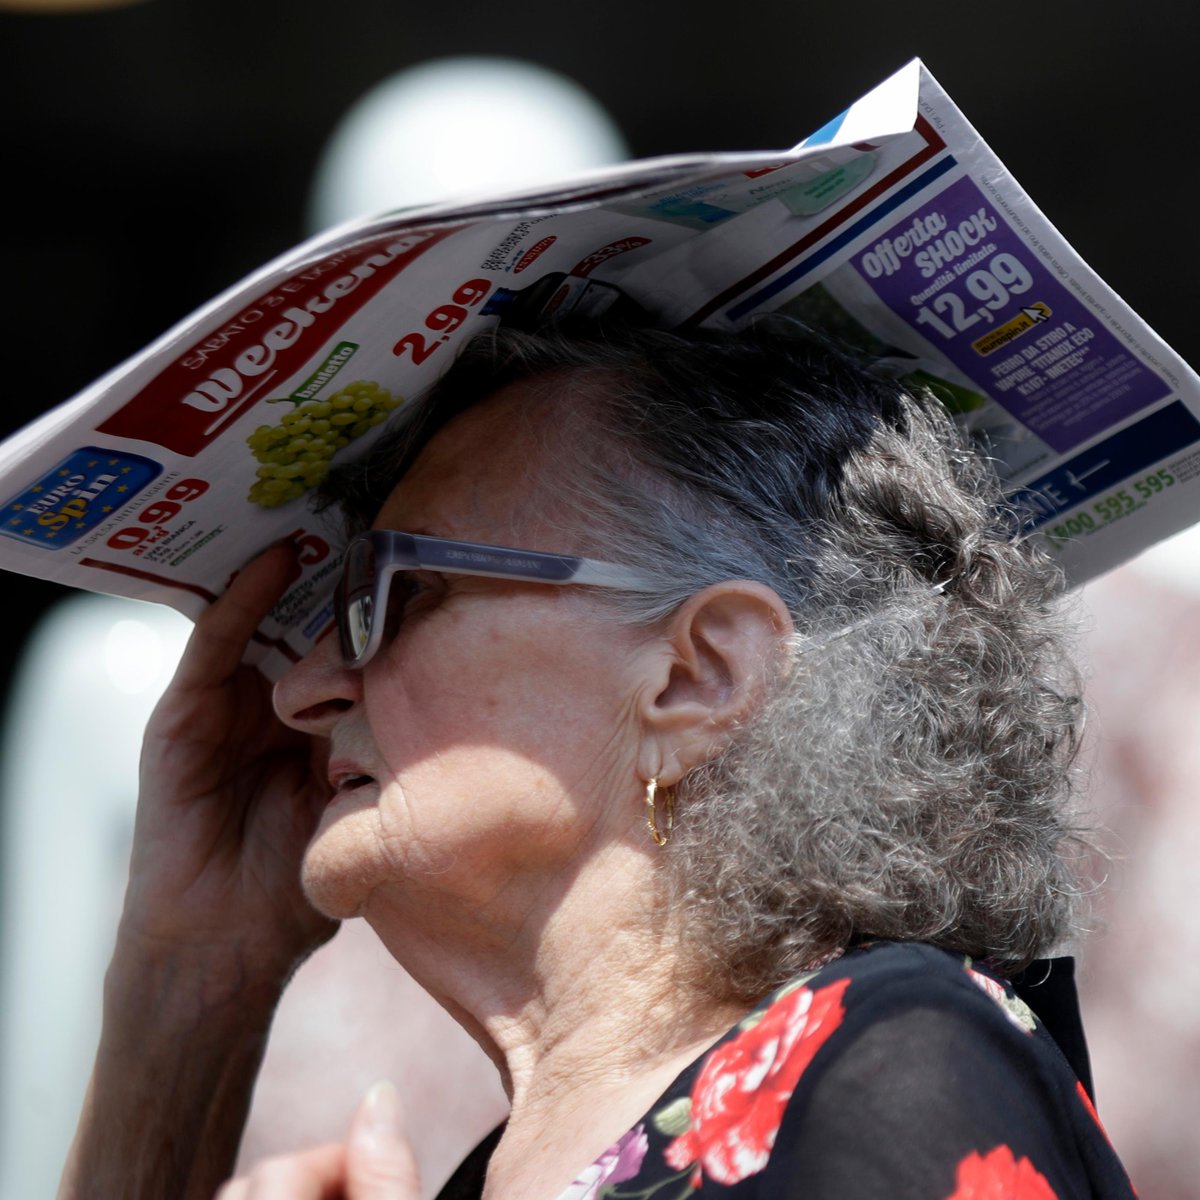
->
<box><xmin>913</xmin><ymin>253</ymin><xmax>1033</xmax><ymax>340</ymax></box>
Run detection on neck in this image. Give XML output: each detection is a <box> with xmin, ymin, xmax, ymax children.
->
<box><xmin>362</xmin><ymin>839</ymin><xmax>744</xmax><ymax>1193</ymax></box>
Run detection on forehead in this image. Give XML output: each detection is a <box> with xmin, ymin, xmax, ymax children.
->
<box><xmin>370</xmin><ymin>377</ymin><xmax>571</xmax><ymax>543</ymax></box>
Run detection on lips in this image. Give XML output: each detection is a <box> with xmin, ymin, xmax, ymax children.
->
<box><xmin>327</xmin><ymin>759</ymin><xmax>377</xmax><ymax>803</ymax></box>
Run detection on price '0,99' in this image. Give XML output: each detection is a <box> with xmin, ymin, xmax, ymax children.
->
<box><xmin>106</xmin><ymin>478</ymin><xmax>210</xmax><ymax>552</ymax></box>
<box><xmin>393</xmin><ymin>279</ymin><xmax>492</xmax><ymax>365</ymax></box>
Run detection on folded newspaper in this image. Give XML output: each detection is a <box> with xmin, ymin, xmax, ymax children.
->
<box><xmin>2</xmin><ymin>59</ymin><xmax>1195</xmax><ymax>678</ymax></box>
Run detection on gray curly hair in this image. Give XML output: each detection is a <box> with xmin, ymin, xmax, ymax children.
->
<box><xmin>326</xmin><ymin>317</ymin><xmax>1086</xmax><ymax>1004</ymax></box>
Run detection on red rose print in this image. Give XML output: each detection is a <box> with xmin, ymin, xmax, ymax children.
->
<box><xmin>665</xmin><ymin>977</ymin><xmax>850</xmax><ymax>1185</ymax></box>
<box><xmin>947</xmin><ymin>1145</ymin><xmax>1058</xmax><ymax>1200</ymax></box>
<box><xmin>1075</xmin><ymin>1081</ymin><xmax>1117</xmax><ymax>1151</ymax></box>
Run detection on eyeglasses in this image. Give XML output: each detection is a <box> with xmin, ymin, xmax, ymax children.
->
<box><xmin>335</xmin><ymin>529</ymin><xmax>659</xmax><ymax>668</ymax></box>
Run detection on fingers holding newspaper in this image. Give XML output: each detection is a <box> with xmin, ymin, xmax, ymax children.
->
<box><xmin>124</xmin><ymin>539</ymin><xmax>338</xmax><ymax>968</ymax></box>
<box><xmin>57</xmin><ymin>543</ymin><xmax>338</xmax><ymax>1200</ymax></box>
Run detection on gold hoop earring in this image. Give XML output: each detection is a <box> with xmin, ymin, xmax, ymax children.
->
<box><xmin>645</xmin><ymin>777</ymin><xmax>674</xmax><ymax>847</ymax></box>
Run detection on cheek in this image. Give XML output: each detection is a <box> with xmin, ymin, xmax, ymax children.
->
<box><xmin>362</xmin><ymin>601</ymin><xmax>643</xmax><ymax>824</ymax></box>
<box><xmin>367</xmin><ymin>598</ymin><xmax>629</xmax><ymax>764</ymax></box>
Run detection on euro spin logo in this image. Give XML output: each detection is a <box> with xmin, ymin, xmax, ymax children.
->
<box><xmin>1</xmin><ymin>448</ymin><xmax>162</xmax><ymax>548</ymax></box>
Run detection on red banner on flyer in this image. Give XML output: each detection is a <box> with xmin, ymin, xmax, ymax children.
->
<box><xmin>98</xmin><ymin>229</ymin><xmax>453</xmax><ymax>456</ymax></box>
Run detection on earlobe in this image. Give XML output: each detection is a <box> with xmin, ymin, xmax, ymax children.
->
<box><xmin>637</xmin><ymin>581</ymin><xmax>793</xmax><ymax>783</ymax></box>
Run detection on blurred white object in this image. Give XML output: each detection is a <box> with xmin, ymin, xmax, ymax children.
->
<box><xmin>308</xmin><ymin>56</ymin><xmax>628</xmax><ymax>231</ymax></box>
<box><xmin>1076</xmin><ymin>568</ymin><xmax>1200</xmax><ymax>1198</ymax></box>
<box><xmin>0</xmin><ymin>594</ymin><xmax>191</xmax><ymax>1200</ymax></box>
<box><xmin>1124</xmin><ymin>520</ymin><xmax>1200</xmax><ymax>596</ymax></box>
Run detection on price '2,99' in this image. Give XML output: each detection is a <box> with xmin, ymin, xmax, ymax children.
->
<box><xmin>392</xmin><ymin>279</ymin><xmax>492</xmax><ymax>365</ymax></box>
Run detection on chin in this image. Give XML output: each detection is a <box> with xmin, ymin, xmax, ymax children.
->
<box><xmin>300</xmin><ymin>867</ymin><xmax>362</xmax><ymax>920</ymax></box>
<box><xmin>300</xmin><ymin>819</ymin><xmax>375</xmax><ymax>920</ymax></box>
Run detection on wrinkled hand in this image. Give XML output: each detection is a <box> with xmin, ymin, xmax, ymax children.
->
<box><xmin>217</xmin><ymin>1083</ymin><xmax>421</xmax><ymax>1200</ymax></box>
<box><xmin>57</xmin><ymin>545</ymin><xmax>342</xmax><ymax>1200</ymax></box>
<box><xmin>121</xmin><ymin>542</ymin><xmax>337</xmax><ymax>976</ymax></box>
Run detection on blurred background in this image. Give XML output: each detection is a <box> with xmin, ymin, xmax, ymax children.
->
<box><xmin>1</xmin><ymin>1</ymin><xmax>1199</xmax><ymax>1196</ymax></box>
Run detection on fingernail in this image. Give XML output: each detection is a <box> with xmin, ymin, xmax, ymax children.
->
<box><xmin>357</xmin><ymin>1079</ymin><xmax>402</xmax><ymax>1151</ymax></box>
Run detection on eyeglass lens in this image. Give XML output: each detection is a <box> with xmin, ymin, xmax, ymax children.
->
<box><xmin>340</xmin><ymin>537</ymin><xmax>377</xmax><ymax>662</ymax></box>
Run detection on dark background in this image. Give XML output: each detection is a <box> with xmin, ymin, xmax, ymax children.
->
<box><xmin>0</xmin><ymin>0</ymin><xmax>1195</xmax><ymax>687</ymax></box>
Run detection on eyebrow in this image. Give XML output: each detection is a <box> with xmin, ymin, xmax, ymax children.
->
<box><xmin>365</xmin><ymin>520</ymin><xmax>435</xmax><ymax>537</ymax></box>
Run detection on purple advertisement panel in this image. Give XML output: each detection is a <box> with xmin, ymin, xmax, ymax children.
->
<box><xmin>849</xmin><ymin>176</ymin><xmax>1170</xmax><ymax>453</ymax></box>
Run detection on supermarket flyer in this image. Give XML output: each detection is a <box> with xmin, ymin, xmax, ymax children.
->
<box><xmin>0</xmin><ymin>60</ymin><xmax>1194</xmax><ymax>677</ymax></box>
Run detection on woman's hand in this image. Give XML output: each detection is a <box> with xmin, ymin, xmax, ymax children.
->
<box><xmin>123</xmin><ymin>540</ymin><xmax>338</xmax><ymax>973</ymax></box>
<box><xmin>59</xmin><ymin>544</ymin><xmax>339</xmax><ymax>1200</ymax></box>
<box><xmin>217</xmin><ymin>1083</ymin><xmax>421</xmax><ymax>1200</ymax></box>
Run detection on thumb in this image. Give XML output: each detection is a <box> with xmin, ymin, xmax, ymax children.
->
<box><xmin>345</xmin><ymin>1080</ymin><xmax>422</xmax><ymax>1200</ymax></box>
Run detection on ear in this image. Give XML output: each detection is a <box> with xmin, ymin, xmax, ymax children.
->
<box><xmin>636</xmin><ymin>581</ymin><xmax>794</xmax><ymax>785</ymax></box>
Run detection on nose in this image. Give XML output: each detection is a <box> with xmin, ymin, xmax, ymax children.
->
<box><xmin>273</xmin><ymin>625</ymin><xmax>363</xmax><ymax>734</ymax></box>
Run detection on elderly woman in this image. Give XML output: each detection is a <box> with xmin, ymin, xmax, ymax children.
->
<box><xmin>60</xmin><ymin>319</ymin><xmax>1134</xmax><ymax>1199</ymax></box>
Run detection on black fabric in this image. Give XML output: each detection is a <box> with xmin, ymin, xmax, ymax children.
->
<box><xmin>1010</xmin><ymin>957</ymin><xmax>1095</xmax><ymax>1103</ymax></box>
<box><xmin>433</xmin><ymin>941</ymin><xmax>1134</xmax><ymax>1200</ymax></box>
<box><xmin>434</xmin><ymin>1122</ymin><xmax>501</xmax><ymax>1200</ymax></box>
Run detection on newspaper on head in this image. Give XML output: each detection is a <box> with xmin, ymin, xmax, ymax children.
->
<box><xmin>1</xmin><ymin>59</ymin><xmax>1195</xmax><ymax>678</ymax></box>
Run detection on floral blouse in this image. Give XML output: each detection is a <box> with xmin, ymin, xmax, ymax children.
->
<box><xmin>436</xmin><ymin>941</ymin><xmax>1136</xmax><ymax>1200</ymax></box>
